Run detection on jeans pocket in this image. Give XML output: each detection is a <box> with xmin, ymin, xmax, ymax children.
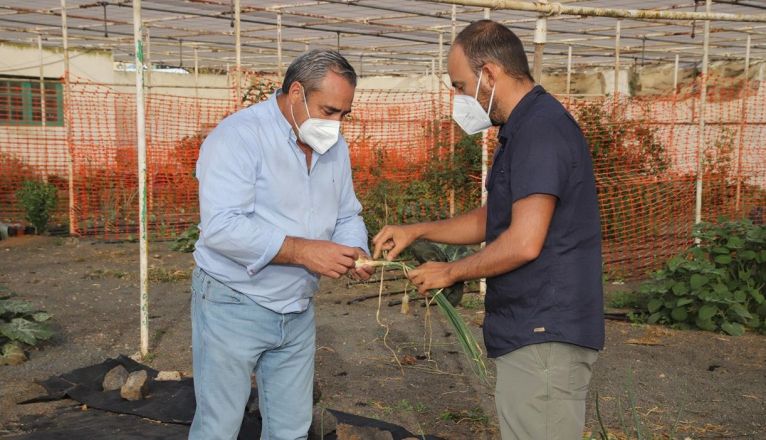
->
<box><xmin>202</xmin><ymin>273</ymin><xmax>244</xmax><ymax>305</ymax></box>
<box><xmin>191</xmin><ymin>267</ymin><xmax>204</xmax><ymax>297</ymax></box>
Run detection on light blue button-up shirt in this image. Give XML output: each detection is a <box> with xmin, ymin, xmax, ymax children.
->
<box><xmin>193</xmin><ymin>91</ymin><xmax>369</xmax><ymax>314</ymax></box>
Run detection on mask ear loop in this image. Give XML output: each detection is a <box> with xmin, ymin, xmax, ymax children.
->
<box><xmin>474</xmin><ymin>69</ymin><xmax>483</xmax><ymax>100</ymax></box>
<box><xmin>486</xmin><ymin>81</ymin><xmax>496</xmax><ymax>116</ymax></box>
<box><xmin>300</xmin><ymin>83</ymin><xmax>312</xmax><ymax>119</ymax></box>
<box><xmin>289</xmin><ymin>84</ymin><xmax>306</xmax><ymax>141</ymax></box>
<box><xmin>476</xmin><ymin>68</ymin><xmax>496</xmax><ymax>116</ymax></box>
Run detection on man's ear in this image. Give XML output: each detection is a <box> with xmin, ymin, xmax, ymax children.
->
<box><xmin>288</xmin><ymin>81</ymin><xmax>304</xmax><ymax>104</ymax></box>
<box><xmin>483</xmin><ymin>63</ymin><xmax>502</xmax><ymax>88</ymax></box>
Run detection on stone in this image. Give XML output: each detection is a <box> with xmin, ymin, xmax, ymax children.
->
<box><xmin>310</xmin><ymin>407</ymin><xmax>337</xmax><ymax>439</ymax></box>
<box><xmin>120</xmin><ymin>370</ymin><xmax>149</xmax><ymax>401</ymax></box>
<box><xmin>155</xmin><ymin>370</ymin><xmax>182</xmax><ymax>381</ymax></box>
<box><xmin>335</xmin><ymin>424</ymin><xmax>393</xmax><ymax>440</ymax></box>
<box><xmin>102</xmin><ymin>365</ymin><xmax>129</xmax><ymax>391</ymax></box>
<box><xmin>0</xmin><ymin>343</ymin><xmax>27</xmax><ymax>366</ymax></box>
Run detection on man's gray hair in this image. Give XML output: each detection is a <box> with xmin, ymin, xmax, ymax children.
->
<box><xmin>281</xmin><ymin>49</ymin><xmax>357</xmax><ymax>94</ymax></box>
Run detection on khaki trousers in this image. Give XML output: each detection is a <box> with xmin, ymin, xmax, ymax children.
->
<box><xmin>495</xmin><ymin>342</ymin><xmax>599</xmax><ymax>440</ymax></box>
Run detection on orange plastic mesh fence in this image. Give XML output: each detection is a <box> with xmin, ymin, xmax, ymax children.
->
<box><xmin>0</xmin><ymin>74</ymin><xmax>764</xmax><ymax>278</ymax></box>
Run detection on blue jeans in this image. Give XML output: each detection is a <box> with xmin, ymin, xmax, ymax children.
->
<box><xmin>189</xmin><ymin>267</ymin><xmax>315</xmax><ymax>440</ymax></box>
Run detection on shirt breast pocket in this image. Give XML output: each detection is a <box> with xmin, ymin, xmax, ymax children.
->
<box><xmin>486</xmin><ymin>148</ymin><xmax>510</xmax><ymax>193</ymax></box>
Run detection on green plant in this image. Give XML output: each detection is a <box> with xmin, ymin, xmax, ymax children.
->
<box><xmin>15</xmin><ymin>180</ymin><xmax>58</xmax><ymax>233</ymax></box>
<box><xmin>356</xmin><ymin>257</ymin><xmax>487</xmax><ymax>382</ymax></box>
<box><xmin>172</xmin><ymin>225</ymin><xmax>199</xmax><ymax>253</ymax></box>
<box><xmin>242</xmin><ymin>77</ymin><xmax>279</xmax><ymax>105</ymax></box>
<box><xmin>439</xmin><ymin>406</ymin><xmax>489</xmax><ymax>425</ymax></box>
<box><xmin>635</xmin><ymin>218</ymin><xmax>765</xmax><ymax>335</ymax></box>
<box><xmin>0</xmin><ymin>153</ymin><xmax>39</xmax><ymax>222</ymax></box>
<box><xmin>357</xmin><ymin>132</ymin><xmax>482</xmax><ymax>240</ymax></box>
<box><xmin>0</xmin><ymin>295</ymin><xmax>54</xmax><ymax>365</ymax></box>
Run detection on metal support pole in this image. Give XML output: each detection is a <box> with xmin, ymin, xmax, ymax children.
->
<box><xmin>145</xmin><ymin>27</ymin><xmax>151</xmax><ymax>89</ymax></box>
<box><xmin>614</xmin><ymin>20</ymin><xmax>621</xmax><ymax>97</ymax></box>
<box><xmin>38</xmin><ymin>35</ymin><xmax>46</xmax><ymax>128</ymax></box>
<box><xmin>480</xmin><ymin>5</ymin><xmax>490</xmax><ymax>299</ymax></box>
<box><xmin>532</xmin><ymin>1</ymin><xmax>548</xmax><ymax>83</ymax></box>
<box><xmin>451</xmin><ymin>4</ymin><xmax>457</xmax><ymax>42</ymax></box>
<box><xmin>669</xmin><ymin>54</ymin><xmax>679</xmax><ymax>153</ymax></box>
<box><xmin>132</xmin><ymin>0</ymin><xmax>150</xmax><ymax>357</ymax></box>
<box><xmin>565</xmin><ymin>45</ymin><xmax>572</xmax><ymax>96</ymax></box>
<box><xmin>735</xmin><ymin>34</ymin><xmax>751</xmax><ymax>213</ymax></box>
<box><xmin>234</xmin><ymin>0</ymin><xmax>241</xmax><ymax>104</ymax></box>
<box><xmin>277</xmin><ymin>13</ymin><xmax>283</xmax><ymax>76</ymax></box>
<box><xmin>695</xmin><ymin>0</ymin><xmax>711</xmax><ymax>229</ymax></box>
<box><xmin>438</xmin><ymin>32</ymin><xmax>444</xmax><ymax>91</ymax></box>
<box><xmin>194</xmin><ymin>47</ymin><xmax>200</xmax><ymax>130</ymax></box>
<box><xmin>431</xmin><ymin>58</ymin><xmax>436</xmax><ymax>92</ymax></box>
<box><xmin>449</xmin><ymin>7</ymin><xmax>457</xmax><ymax>217</ymax></box>
<box><xmin>432</xmin><ymin>0</ymin><xmax>766</xmax><ymax>23</ymax></box>
<box><xmin>61</xmin><ymin>0</ymin><xmax>75</xmax><ymax>235</ymax></box>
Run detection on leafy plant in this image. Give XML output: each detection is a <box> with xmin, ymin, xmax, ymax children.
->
<box><xmin>357</xmin><ymin>132</ymin><xmax>482</xmax><ymax>240</ymax></box>
<box><xmin>15</xmin><ymin>180</ymin><xmax>59</xmax><ymax>233</ymax></box>
<box><xmin>241</xmin><ymin>77</ymin><xmax>279</xmax><ymax>105</ymax></box>
<box><xmin>0</xmin><ymin>295</ymin><xmax>54</xmax><ymax>365</ymax></box>
<box><xmin>439</xmin><ymin>406</ymin><xmax>489</xmax><ymax>425</ymax></box>
<box><xmin>634</xmin><ymin>219</ymin><xmax>765</xmax><ymax>335</ymax></box>
<box><xmin>0</xmin><ymin>153</ymin><xmax>39</xmax><ymax>222</ymax></box>
<box><xmin>172</xmin><ymin>225</ymin><xmax>199</xmax><ymax>253</ymax></box>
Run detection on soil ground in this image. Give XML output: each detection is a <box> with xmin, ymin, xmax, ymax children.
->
<box><xmin>0</xmin><ymin>236</ymin><xmax>764</xmax><ymax>439</ymax></box>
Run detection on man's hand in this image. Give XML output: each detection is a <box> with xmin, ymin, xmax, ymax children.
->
<box><xmin>349</xmin><ymin>248</ymin><xmax>375</xmax><ymax>281</ymax></box>
<box><xmin>372</xmin><ymin>224</ymin><xmax>420</xmax><ymax>261</ymax></box>
<box><xmin>290</xmin><ymin>238</ymin><xmax>358</xmax><ymax>279</ymax></box>
<box><xmin>407</xmin><ymin>261</ymin><xmax>457</xmax><ymax>295</ymax></box>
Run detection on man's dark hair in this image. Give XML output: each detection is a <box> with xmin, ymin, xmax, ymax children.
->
<box><xmin>281</xmin><ymin>49</ymin><xmax>357</xmax><ymax>94</ymax></box>
<box><xmin>454</xmin><ymin>20</ymin><xmax>533</xmax><ymax>83</ymax></box>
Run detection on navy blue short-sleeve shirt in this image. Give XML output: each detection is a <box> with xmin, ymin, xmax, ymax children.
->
<box><xmin>483</xmin><ymin>85</ymin><xmax>605</xmax><ymax>358</ymax></box>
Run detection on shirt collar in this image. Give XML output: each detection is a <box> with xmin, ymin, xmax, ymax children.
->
<box><xmin>498</xmin><ymin>85</ymin><xmax>546</xmax><ymax>142</ymax></box>
<box><xmin>266</xmin><ymin>89</ymin><xmax>298</xmax><ymax>141</ymax></box>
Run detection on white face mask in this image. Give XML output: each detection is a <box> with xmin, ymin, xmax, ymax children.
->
<box><xmin>452</xmin><ymin>69</ymin><xmax>496</xmax><ymax>135</ymax></box>
<box><xmin>290</xmin><ymin>85</ymin><xmax>340</xmax><ymax>155</ymax></box>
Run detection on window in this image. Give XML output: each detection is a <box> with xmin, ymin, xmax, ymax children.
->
<box><xmin>0</xmin><ymin>76</ymin><xmax>64</xmax><ymax>127</ymax></box>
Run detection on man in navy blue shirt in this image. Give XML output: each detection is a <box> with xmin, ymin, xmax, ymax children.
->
<box><xmin>373</xmin><ymin>20</ymin><xmax>604</xmax><ymax>439</ymax></box>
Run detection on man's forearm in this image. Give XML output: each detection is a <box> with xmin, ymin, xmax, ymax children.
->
<box><xmin>272</xmin><ymin>236</ymin><xmax>302</xmax><ymax>265</ymax></box>
<box><xmin>413</xmin><ymin>206</ymin><xmax>487</xmax><ymax>245</ymax></box>
<box><xmin>448</xmin><ymin>230</ymin><xmax>534</xmax><ymax>282</ymax></box>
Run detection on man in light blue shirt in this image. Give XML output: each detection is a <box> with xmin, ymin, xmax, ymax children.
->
<box><xmin>190</xmin><ymin>50</ymin><xmax>372</xmax><ymax>440</ymax></box>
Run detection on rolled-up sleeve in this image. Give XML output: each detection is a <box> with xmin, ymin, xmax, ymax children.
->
<box><xmin>330</xmin><ymin>145</ymin><xmax>369</xmax><ymax>254</ymax></box>
<box><xmin>196</xmin><ymin>126</ymin><xmax>286</xmax><ymax>276</ymax></box>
